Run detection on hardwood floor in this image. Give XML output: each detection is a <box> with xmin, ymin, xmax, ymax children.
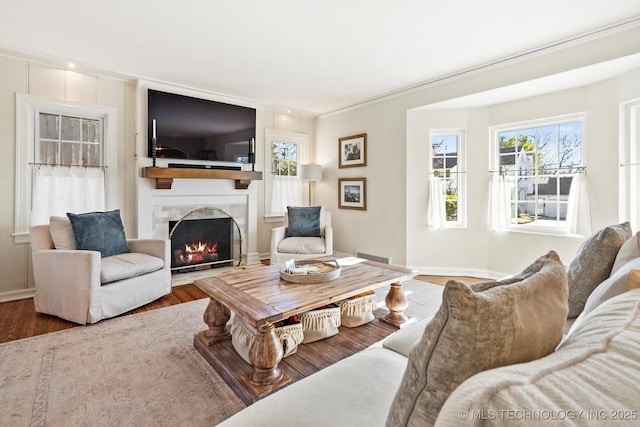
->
<box><xmin>0</xmin><ymin>274</ymin><xmax>488</xmax><ymax>345</ymax></box>
<box><xmin>0</xmin><ymin>284</ymin><xmax>208</xmax><ymax>345</ymax></box>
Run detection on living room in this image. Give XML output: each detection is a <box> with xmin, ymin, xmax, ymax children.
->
<box><xmin>0</xmin><ymin>2</ymin><xmax>637</xmax><ymax>302</ymax></box>
<box><xmin>1</xmin><ymin>1</ymin><xmax>640</xmax><ymax>425</ymax></box>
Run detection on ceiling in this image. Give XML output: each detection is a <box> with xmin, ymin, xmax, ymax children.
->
<box><xmin>1</xmin><ymin>0</ymin><xmax>639</xmax><ymax>116</ymax></box>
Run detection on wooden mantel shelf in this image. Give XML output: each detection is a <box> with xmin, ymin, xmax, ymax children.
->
<box><xmin>142</xmin><ymin>167</ymin><xmax>263</xmax><ymax>190</ymax></box>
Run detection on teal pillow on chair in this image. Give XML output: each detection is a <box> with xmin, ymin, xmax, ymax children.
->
<box><xmin>287</xmin><ymin>206</ymin><xmax>321</xmax><ymax>237</ymax></box>
<box><xmin>67</xmin><ymin>209</ymin><xmax>129</xmax><ymax>258</ymax></box>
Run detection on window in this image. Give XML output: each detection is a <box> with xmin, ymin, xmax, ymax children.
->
<box><xmin>491</xmin><ymin>114</ymin><xmax>584</xmax><ymax>233</ymax></box>
<box><xmin>430</xmin><ymin>130</ymin><xmax>466</xmax><ymax>227</ymax></box>
<box><xmin>37</xmin><ymin>113</ymin><xmax>103</xmax><ymax>166</ymax></box>
<box><xmin>264</xmin><ymin>129</ymin><xmax>308</xmax><ymax>218</ymax></box>
<box><xmin>15</xmin><ymin>94</ymin><xmax>117</xmax><ymax>243</ymax></box>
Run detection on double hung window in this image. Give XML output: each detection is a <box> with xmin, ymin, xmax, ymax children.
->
<box><xmin>491</xmin><ymin>114</ymin><xmax>584</xmax><ymax>233</ymax></box>
<box><xmin>264</xmin><ymin>129</ymin><xmax>307</xmax><ymax>218</ymax></box>
<box><xmin>15</xmin><ymin>94</ymin><xmax>117</xmax><ymax>242</ymax></box>
<box><xmin>429</xmin><ymin>130</ymin><xmax>466</xmax><ymax>227</ymax></box>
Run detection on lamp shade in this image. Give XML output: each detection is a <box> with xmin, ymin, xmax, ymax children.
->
<box><xmin>299</xmin><ymin>164</ymin><xmax>322</xmax><ymax>181</ymax></box>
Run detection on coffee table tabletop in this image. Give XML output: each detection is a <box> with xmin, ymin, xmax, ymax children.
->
<box><xmin>194</xmin><ymin>257</ymin><xmax>413</xmax><ymax>328</ymax></box>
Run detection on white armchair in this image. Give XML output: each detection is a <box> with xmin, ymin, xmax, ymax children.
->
<box><xmin>270</xmin><ymin>208</ymin><xmax>333</xmax><ymax>266</ymax></box>
<box><xmin>30</xmin><ymin>222</ymin><xmax>172</xmax><ymax>325</ymax></box>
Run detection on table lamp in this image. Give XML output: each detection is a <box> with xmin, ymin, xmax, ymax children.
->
<box><xmin>299</xmin><ymin>164</ymin><xmax>322</xmax><ymax>206</ymax></box>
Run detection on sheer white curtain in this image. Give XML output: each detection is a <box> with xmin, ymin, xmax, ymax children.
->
<box><xmin>31</xmin><ymin>166</ymin><xmax>105</xmax><ymax>225</ymax></box>
<box><xmin>488</xmin><ymin>173</ymin><xmax>510</xmax><ymax>231</ymax></box>
<box><xmin>566</xmin><ymin>172</ymin><xmax>592</xmax><ymax>236</ymax></box>
<box><xmin>426</xmin><ymin>175</ymin><xmax>445</xmax><ymax>229</ymax></box>
<box><xmin>270</xmin><ymin>175</ymin><xmax>302</xmax><ymax>215</ymax></box>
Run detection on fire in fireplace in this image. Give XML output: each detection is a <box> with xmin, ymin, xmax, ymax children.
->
<box><xmin>169</xmin><ymin>217</ymin><xmax>234</xmax><ymax>271</ymax></box>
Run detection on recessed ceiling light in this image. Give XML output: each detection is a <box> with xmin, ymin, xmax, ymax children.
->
<box><xmin>286</xmin><ymin>109</ymin><xmax>292</xmax><ymax>114</ymax></box>
<box><xmin>67</xmin><ymin>63</ymin><xmax>75</xmax><ymax>69</ymax></box>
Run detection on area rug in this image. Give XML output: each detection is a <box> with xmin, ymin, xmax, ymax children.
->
<box><xmin>0</xmin><ymin>279</ymin><xmax>443</xmax><ymax>426</ymax></box>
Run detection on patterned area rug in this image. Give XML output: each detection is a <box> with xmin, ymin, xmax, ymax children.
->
<box><xmin>0</xmin><ymin>279</ymin><xmax>444</xmax><ymax>426</ymax></box>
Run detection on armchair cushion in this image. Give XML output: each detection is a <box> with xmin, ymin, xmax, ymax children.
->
<box><xmin>101</xmin><ymin>253</ymin><xmax>165</xmax><ymax>284</ymax></box>
<box><xmin>67</xmin><ymin>209</ymin><xmax>129</xmax><ymax>258</ymax></box>
<box><xmin>286</xmin><ymin>206</ymin><xmax>321</xmax><ymax>237</ymax></box>
<box><xmin>277</xmin><ymin>237</ymin><xmax>326</xmax><ymax>255</ymax></box>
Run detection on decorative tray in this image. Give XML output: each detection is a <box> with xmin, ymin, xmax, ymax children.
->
<box><xmin>279</xmin><ymin>259</ymin><xmax>342</xmax><ymax>284</ymax></box>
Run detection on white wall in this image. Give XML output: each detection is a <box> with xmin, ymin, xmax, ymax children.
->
<box><xmin>315</xmin><ymin>25</ymin><xmax>640</xmax><ymax>277</ymax></box>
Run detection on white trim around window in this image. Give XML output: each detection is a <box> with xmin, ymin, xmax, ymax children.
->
<box><xmin>14</xmin><ymin>93</ymin><xmax>118</xmax><ymax>244</ymax></box>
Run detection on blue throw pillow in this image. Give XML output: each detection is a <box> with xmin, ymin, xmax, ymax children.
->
<box><xmin>287</xmin><ymin>206</ymin><xmax>321</xmax><ymax>237</ymax></box>
<box><xmin>67</xmin><ymin>209</ymin><xmax>129</xmax><ymax>258</ymax></box>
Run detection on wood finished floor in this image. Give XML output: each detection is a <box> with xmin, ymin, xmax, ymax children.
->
<box><xmin>0</xmin><ymin>274</ymin><xmax>488</xmax><ymax>345</ymax></box>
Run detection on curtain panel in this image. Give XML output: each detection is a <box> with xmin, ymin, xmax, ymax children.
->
<box><xmin>31</xmin><ymin>165</ymin><xmax>105</xmax><ymax>225</ymax></box>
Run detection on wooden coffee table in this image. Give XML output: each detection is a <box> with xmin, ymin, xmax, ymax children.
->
<box><xmin>193</xmin><ymin>257</ymin><xmax>414</xmax><ymax>403</ymax></box>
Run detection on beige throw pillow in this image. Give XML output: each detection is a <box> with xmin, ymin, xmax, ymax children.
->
<box><xmin>49</xmin><ymin>216</ymin><xmax>76</xmax><ymax>250</ymax></box>
<box><xmin>566</xmin><ymin>222</ymin><xmax>631</xmax><ymax>318</ymax></box>
<box><xmin>386</xmin><ymin>251</ymin><xmax>568</xmax><ymax>427</ymax></box>
<box><xmin>611</xmin><ymin>232</ymin><xmax>640</xmax><ymax>275</ymax></box>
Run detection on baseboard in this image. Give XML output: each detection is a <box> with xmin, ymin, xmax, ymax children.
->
<box><xmin>0</xmin><ymin>287</ymin><xmax>35</xmax><ymax>303</ymax></box>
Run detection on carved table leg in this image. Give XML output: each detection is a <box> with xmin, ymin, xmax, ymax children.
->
<box><xmin>197</xmin><ymin>298</ymin><xmax>231</xmax><ymax>345</ymax></box>
<box><xmin>381</xmin><ymin>282</ymin><xmax>410</xmax><ymax>328</ymax></box>
<box><xmin>248</xmin><ymin>322</ymin><xmax>284</xmax><ymax>385</ymax></box>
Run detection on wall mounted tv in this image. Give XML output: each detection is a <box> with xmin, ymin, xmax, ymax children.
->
<box><xmin>147</xmin><ymin>89</ymin><xmax>256</xmax><ymax>164</ymax></box>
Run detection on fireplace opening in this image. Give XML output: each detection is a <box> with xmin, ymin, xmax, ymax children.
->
<box><xmin>169</xmin><ymin>217</ymin><xmax>234</xmax><ymax>272</ymax></box>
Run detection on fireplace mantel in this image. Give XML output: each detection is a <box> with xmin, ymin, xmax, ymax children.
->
<box><xmin>142</xmin><ymin>167</ymin><xmax>263</xmax><ymax>190</ymax></box>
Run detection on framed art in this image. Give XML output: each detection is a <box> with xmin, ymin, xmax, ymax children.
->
<box><xmin>338</xmin><ymin>178</ymin><xmax>367</xmax><ymax>210</ymax></box>
<box><xmin>339</xmin><ymin>133</ymin><xmax>367</xmax><ymax>168</ymax></box>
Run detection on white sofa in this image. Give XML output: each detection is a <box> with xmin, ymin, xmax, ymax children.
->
<box><xmin>30</xmin><ymin>223</ymin><xmax>172</xmax><ymax>325</ymax></box>
<box><xmin>219</xmin><ymin>237</ymin><xmax>640</xmax><ymax>426</ymax></box>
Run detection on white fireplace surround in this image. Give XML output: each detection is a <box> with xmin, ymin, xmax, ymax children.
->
<box><xmin>137</xmin><ymin>175</ymin><xmax>260</xmax><ymax>270</ymax></box>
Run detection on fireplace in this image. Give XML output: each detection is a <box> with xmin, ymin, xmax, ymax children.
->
<box><xmin>169</xmin><ymin>217</ymin><xmax>235</xmax><ymax>272</ymax></box>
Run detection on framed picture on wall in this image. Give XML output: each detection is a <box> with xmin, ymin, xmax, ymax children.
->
<box><xmin>338</xmin><ymin>178</ymin><xmax>366</xmax><ymax>210</ymax></box>
<box><xmin>338</xmin><ymin>133</ymin><xmax>367</xmax><ymax>168</ymax></box>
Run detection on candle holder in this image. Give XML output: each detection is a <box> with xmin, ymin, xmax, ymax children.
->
<box><xmin>151</xmin><ymin>137</ymin><xmax>157</xmax><ymax>167</ymax></box>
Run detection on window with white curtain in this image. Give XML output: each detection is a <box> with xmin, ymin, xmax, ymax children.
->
<box><xmin>264</xmin><ymin>129</ymin><xmax>307</xmax><ymax>218</ymax></box>
<box><xmin>489</xmin><ymin>113</ymin><xmax>588</xmax><ymax>235</ymax></box>
<box><xmin>619</xmin><ymin>98</ymin><xmax>640</xmax><ymax>231</ymax></box>
<box><xmin>15</xmin><ymin>94</ymin><xmax>117</xmax><ymax>243</ymax></box>
<box><xmin>428</xmin><ymin>130</ymin><xmax>466</xmax><ymax>228</ymax></box>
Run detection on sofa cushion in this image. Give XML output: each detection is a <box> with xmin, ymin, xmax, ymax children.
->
<box><xmin>435</xmin><ymin>289</ymin><xmax>640</xmax><ymax>427</ymax></box>
<box><xmin>572</xmin><ymin>257</ymin><xmax>640</xmax><ymax>330</ymax></box>
<box><xmin>286</xmin><ymin>206</ymin><xmax>321</xmax><ymax>237</ymax></box>
<box><xmin>387</xmin><ymin>251</ymin><xmax>568</xmax><ymax>427</ymax></box>
<box><xmin>611</xmin><ymin>231</ymin><xmax>640</xmax><ymax>274</ymax></box>
<box><xmin>217</xmin><ymin>347</ymin><xmax>408</xmax><ymax>427</ymax></box>
<box><xmin>277</xmin><ymin>236</ymin><xmax>326</xmax><ymax>254</ymax></box>
<box><xmin>101</xmin><ymin>252</ymin><xmax>164</xmax><ymax>284</ymax></box>
<box><xmin>67</xmin><ymin>209</ymin><xmax>129</xmax><ymax>258</ymax></box>
<box><xmin>49</xmin><ymin>216</ymin><xmax>76</xmax><ymax>250</ymax></box>
<box><xmin>566</xmin><ymin>222</ymin><xmax>631</xmax><ymax>318</ymax></box>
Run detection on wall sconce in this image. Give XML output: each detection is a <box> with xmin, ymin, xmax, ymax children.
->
<box><xmin>298</xmin><ymin>164</ymin><xmax>322</xmax><ymax>206</ymax></box>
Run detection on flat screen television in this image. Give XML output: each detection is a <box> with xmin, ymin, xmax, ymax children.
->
<box><xmin>147</xmin><ymin>89</ymin><xmax>256</xmax><ymax>164</ymax></box>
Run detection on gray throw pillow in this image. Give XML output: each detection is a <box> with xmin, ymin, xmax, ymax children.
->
<box><xmin>386</xmin><ymin>251</ymin><xmax>568</xmax><ymax>427</ymax></box>
<box><xmin>67</xmin><ymin>209</ymin><xmax>129</xmax><ymax>258</ymax></box>
<box><xmin>286</xmin><ymin>206</ymin><xmax>321</xmax><ymax>237</ymax></box>
<box><xmin>566</xmin><ymin>222</ymin><xmax>631</xmax><ymax>318</ymax></box>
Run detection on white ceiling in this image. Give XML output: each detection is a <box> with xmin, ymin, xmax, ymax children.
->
<box><xmin>1</xmin><ymin>0</ymin><xmax>639</xmax><ymax>115</ymax></box>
